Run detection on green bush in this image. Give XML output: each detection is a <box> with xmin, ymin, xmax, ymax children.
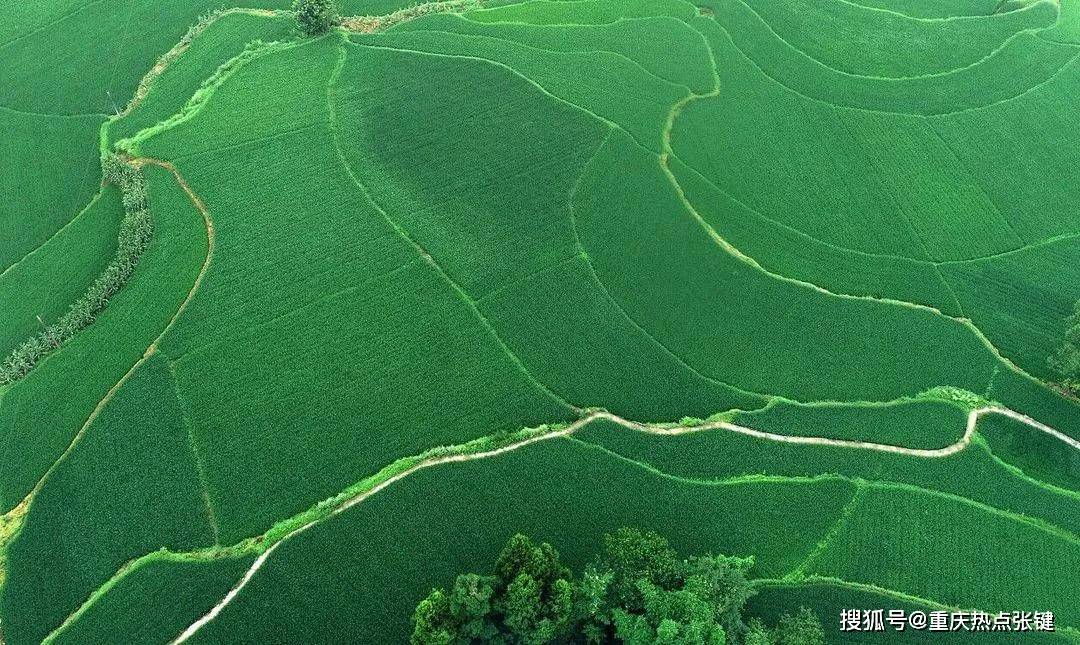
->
<box><xmin>293</xmin><ymin>0</ymin><xmax>337</xmax><ymax>36</ymax></box>
<box><xmin>411</xmin><ymin>529</ymin><xmax>820</xmax><ymax>644</ymax></box>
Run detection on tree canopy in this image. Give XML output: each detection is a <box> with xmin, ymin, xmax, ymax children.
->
<box><xmin>1049</xmin><ymin>300</ymin><xmax>1080</xmax><ymax>395</ymax></box>
<box><xmin>293</xmin><ymin>0</ymin><xmax>337</xmax><ymax>36</ymax></box>
<box><xmin>410</xmin><ymin>528</ymin><xmax>824</xmax><ymax>645</ymax></box>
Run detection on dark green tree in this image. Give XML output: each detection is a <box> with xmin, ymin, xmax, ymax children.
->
<box><xmin>772</xmin><ymin>607</ymin><xmax>826</xmax><ymax>645</ymax></box>
<box><xmin>1049</xmin><ymin>300</ymin><xmax>1080</xmax><ymax>395</ymax></box>
<box><xmin>494</xmin><ymin>535</ymin><xmax>576</xmax><ymax>644</ymax></box>
<box><xmin>600</xmin><ymin>528</ymin><xmax>686</xmax><ymax>612</ymax></box>
<box><xmin>410</xmin><ymin>529</ymin><xmax>822</xmax><ymax>645</ymax></box>
<box><xmin>684</xmin><ymin>554</ymin><xmax>755</xmax><ymax>639</ymax></box>
<box><xmin>411</xmin><ymin>534</ymin><xmax>575</xmax><ymax>645</ymax></box>
<box><xmin>293</xmin><ymin>0</ymin><xmax>337</xmax><ymax>36</ymax></box>
<box><xmin>412</xmin><ymin>588</ymin><xmax>454</xmax><ymax>645</ymax></box>
<box><xmin>743</xmin><ymin>619</ymin><xmax>772</xmax><ymax>645</ymax></box>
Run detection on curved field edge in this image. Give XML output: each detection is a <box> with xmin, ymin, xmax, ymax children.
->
<box><xmin>395</xmin><ymin>13</ymin><xmax>1071</xmax><ymax>414</ymax></box>
<box><xmin>1</xmin><ymin>0</ymin><xmax>485</xmax><ymax>389</ymax></box>
<box><xmin>173</xmin><ymin>430</ymin><xmax>1079</xmax><ymax>642</ymax></box>
<box><xmin>39</xmin><ymin>404</ymin><xmax>1080</xmax><ymax>643</ymax></box>
<box><xmin>4</xmin><ymin>1</ymin><xmax>1075</xmax><ymax>639</ymax></box>
<box><xmin>0</xmin><ymin>0</ymin><xmax>484</xmax><ymax>536</ymax></box>
<box><xmin>0</xmin><ymin>163</ymin><xmax>214</xmax><ymax>644</ymax></box>
<box><xmin>74</xmin><ymin>0</ymin><xmax>1080</xmax><ymax>424</ymax></box>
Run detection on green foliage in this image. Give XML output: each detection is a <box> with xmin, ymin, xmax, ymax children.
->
<box><xmin>1048</xmin><ymin>301</ymin><xmax>1080</xmax><ymax>394</ymax></box>
<box><xmin>294</xmin><ymin>0</ymin><xmax>338</xmax><ymax>36</ymax></box>
<box><xmin>600</xmin><ymin>527</ymin><xmax>686</xmax><ymax>613</ymax></box>
<box><xmin>771</xmin><ymin>607</ymin><xmax>825</xmax><ymax>645</ymax></box>
<box><xmin>411</xmin><ymin>529</ymin><xmax>791</xmax><ymax>645</ymax></box>
<box><xmin>0</xmin><ymin>155</ymin><xmax>153</xmax><ymax>385</ymax></box>
<box><xmin>411</xmin><ymin>534</ymin><xmax>575</xmax><ymax>644</ymax></box>
<box><xmin>610</xmin><ymin>579</ymin><xmax>727</xmax><ymax>645</ymax></box>
<box><xmin>739</xmin><ymin>609</ymin><xmax>824</xmax><ymax>645</ymax></box>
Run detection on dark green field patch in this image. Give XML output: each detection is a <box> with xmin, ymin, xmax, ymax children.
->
<box><xmin>979</xmin><ymin>414</ymin><xmax>1080</xmax><ymax>494</ymax></box>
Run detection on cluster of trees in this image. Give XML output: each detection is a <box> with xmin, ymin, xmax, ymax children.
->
<box><xmin>1049</xmin><ymin>301</ymin><xmax>1080</xmax><ymax>396</ymax></box>
<box><xmin>293</xmin><ymin>0</ymin><xmax>338</xmax><ymax>36</ymax></box>
<box><xmin>411</xmin><ymin>528</ymin><xmax>825</xmax><ymax>645</ymax></box>
<box><xmin>0</xmin><ymin>156</ymin><xmax>153</xmax><ymax>385</ymax></box>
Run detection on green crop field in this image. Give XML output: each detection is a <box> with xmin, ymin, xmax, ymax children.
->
<box><xmin>1</xmin><ymin>0</ymin><xmax>1078</xmax><ymax>643</ymax></box>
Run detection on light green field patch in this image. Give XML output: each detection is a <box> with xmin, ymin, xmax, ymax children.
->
<box><xmin>668</xmin><ymin>157</ymin><xmax>964</xmax><ymax>314</ymax></box>
<box><xmin>842</xmin><ymin>0</ymin><xmax>1004</xmax><ymax>19</ymax></box>
<box><xmin>979</xmin><ymin>412</ymin><xmax>1080</xmax><ymax>494</ymax></box>
<box><xmin>0</xmin><ymin>0</ymin><xmax>290</xmax><ymax>115</ymax></box>
<box><xmin>701</xmin><ymin>0</ymin><xmax>1079</xmax><ymax>116</ymax></box>
<box><xmin>734</xmin><ymin>397</ymin><xmax>968</xmax><ymax>449</ymax></box>
<box><xmin>0</xmin><ymin>110</ymin><xmax>103</xmax><ymax>271</ymax></box>
<box><xmin>739</xmin><ymin>0</ymin><xmax>1058</xmax><ymax>78</ymax></box>
<box><xmin>48</xmin><ymin>550</ymin><xmax>256</xmax><ymax>645</ymax></box>
<box><xmin>130</xmin><ymin>38</ymin><xmax>574</xmax><ymax>542</ymax></box>
<box><xmin>576</xmin><ymin>417</ymin><xmax>1080</xmax><ymax>538</ymax></box>
<box><xmin>989</xmin><ymin>369</ymin><xmax>1080</xmax><ymax>443</ymax></box>
<box><xmin>476</xmin><ymin>254</ymin><xmax>767</xmax><ymax>419</ymax></box>
<box><xmin>942</xmin><ymin>238</ymin><xmax>1080</xmax><ymax>379</ymax></box>
<box><xmin>578</xmin><ymin>131</ymin><xmax>999</xmax><ymax>402</ymax></box>
<box><xmin>107</xmin><ymin>11</ymin><xmax>295</xmax><ymax>147</ymax></box>
<box><xmin>353</xmin><ymin>29</ymin><xmax>688</xmax><ymax>152</ymax></box>
<box><xmin>393</xmin><ymin>12</ymin><xmax>716</xmax><ymax>93</ymax></box>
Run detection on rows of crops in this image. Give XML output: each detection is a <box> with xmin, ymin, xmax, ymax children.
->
<box><xmin>1</xmin><ymin>0</ymin><xmax>1078</xmax><ymax>642</ymax></box>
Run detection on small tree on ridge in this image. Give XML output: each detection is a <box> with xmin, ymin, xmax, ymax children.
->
<box><xmin>294</xmin><ymin>0</ymin><xmax>338</xmax><ymax>36</ymax></box>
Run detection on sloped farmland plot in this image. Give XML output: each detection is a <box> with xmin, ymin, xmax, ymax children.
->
<box><xmin>0</xmin><ymin>0</ymin><xmax>1078</xmax><ymax>643</ymax></box>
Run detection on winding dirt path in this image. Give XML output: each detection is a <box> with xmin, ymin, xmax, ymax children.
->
<box><xmin>0</xmin><ymin>159</ymin><xmax>214</xmax><ymax>557</ymax></box>
<box><xmin>170</xmin><ymin>404</ymin><xmax>1078</xmax><ymax>644</ymax></box>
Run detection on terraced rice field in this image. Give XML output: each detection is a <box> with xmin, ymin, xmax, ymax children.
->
<box><xmin>0</xmin><ymin>0</ymin><xmax>1077</xmax><ymax>643</ymax></box>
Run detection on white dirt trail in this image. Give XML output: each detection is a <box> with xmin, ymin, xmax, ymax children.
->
<box><xmin>170</xmin><ymin>405</ymin><xmax>1078</xmax><ymax>644</ymax></box>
